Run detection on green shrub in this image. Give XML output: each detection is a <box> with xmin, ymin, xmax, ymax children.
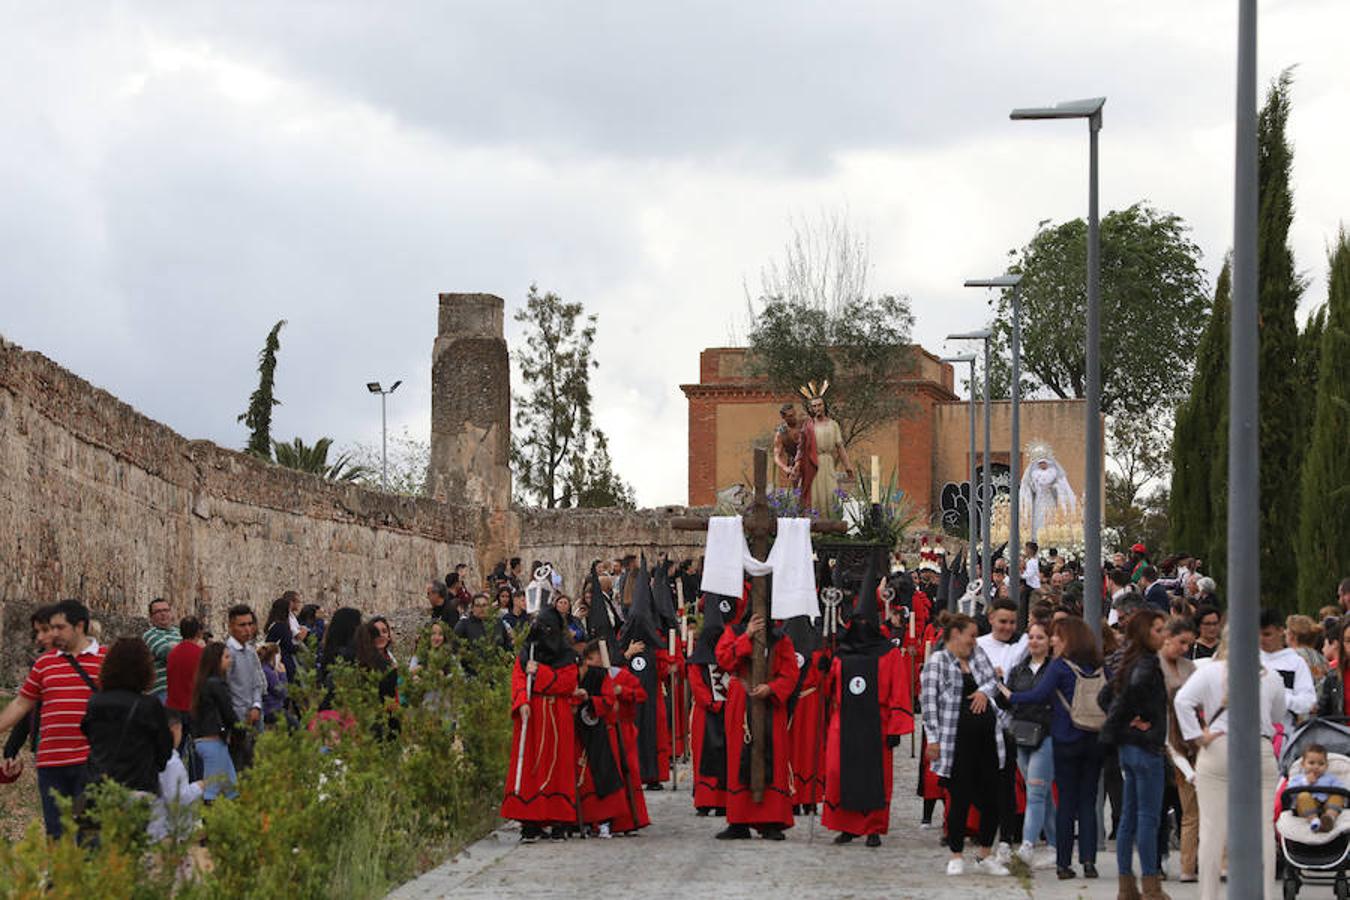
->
<box><xmin>0</xmin><ymin>637</ymin><xmax>515</xmax><ymax>900</ymax></box>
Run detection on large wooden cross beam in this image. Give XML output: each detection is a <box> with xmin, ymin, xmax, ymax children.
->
<box><xmin>671</xmin><ymin>447</ymin><xmax>846</xmax><ymax>801</ymax></box>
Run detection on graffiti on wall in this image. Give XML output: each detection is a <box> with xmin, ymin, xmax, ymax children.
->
<box><xmin>939</xmin><ymin>463</ymin><xmax>1012</xmax><ymax>538</ymax></box>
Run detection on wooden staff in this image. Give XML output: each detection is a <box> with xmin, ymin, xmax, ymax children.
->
<box><xmin>669</xmin><ymin>627</ymin><xmax>679</xmax><ymax>791</ymax></box>
<box><xmin>513</xmin><ymin>644</ymin><xmax>536</xmax><ymax>794</ymax></box>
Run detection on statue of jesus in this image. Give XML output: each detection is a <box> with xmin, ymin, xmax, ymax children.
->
<box><xmin>794</xmin><ymin>381</ymin><xmax>853</xmax><ymax>516</ymax></box>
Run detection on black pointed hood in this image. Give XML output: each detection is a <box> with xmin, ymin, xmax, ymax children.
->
<box><xmin>586</xmin><ymin>561</ymin><xmax>616</xmax><ymax>645</ymax></box>
<box><xmin>620</xmin><ymin>555</ymin><xmax>661</xmax><ymax>648</ymax></box>
<box><xmin>652</xmin><ymin>559</ymin><xmax>679</xmax><ymax>633</ymax></box>
<box><xmin>783</xmin><ymin>615</ymin><xmax>818</xmax><ymax>657</ymax></box>
<box><xmin>521</xmin><ymin>607</ymin><xmax>572</xmax><ymax>668</ymax></box>
<box><xmin>840</xmin><ymin>551</ymin><xmax>891</xmax><ymax>658</ymax></box>
<box><xmin>688</xmin><ymin>592</ymin><xmax>733</xmax><ymax>666</ymax></box>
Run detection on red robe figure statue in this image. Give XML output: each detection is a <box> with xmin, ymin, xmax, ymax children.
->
<box><xmin>715</xmin><ymin>614</ymin><xmax>798</xmax><ymax>837</ymax></box>
<box><xmin>501</xmin><ymin>609</ymin><xmax>579</xmax><ymax>832</ymax></box>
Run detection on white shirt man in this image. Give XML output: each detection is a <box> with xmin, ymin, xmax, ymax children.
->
<box><xmin>976</xmin><ymin>602</ymin><xmax>1027</xmax><ymax>680</ymax></box>
<box><xmin>1259</xmin><ymin>619</ymin><xmax>1316</xmax><ymax>731</ymax></box>
<box><xmin>1022</xmin><ymin>557</ymin><xmax>1041</xmax><ymax>591</ymax></box>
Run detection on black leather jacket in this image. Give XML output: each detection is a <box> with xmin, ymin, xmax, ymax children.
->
<box><xmin>1319</xmin><ymin>670</ymin><xmax>1345</xmax><ymax>718</ymax></box>
<box><xmin>1100</xmin><ymin>653</ymin><xmax>1168</xmax><ymax>753</ymax></box>
<box><xmin>1005</xmin><ymin>656</ymin><xmax>1054</xmax><ymax>730</ymax></box>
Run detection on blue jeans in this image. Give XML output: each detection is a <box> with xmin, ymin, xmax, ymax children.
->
<box><xmin>1053</xmin><ymin>736</ymin><xmax>1104</xmax><ymax>870</ymax></box>
<box><xmin>195</xmin><ymin>738</ymin><xmax>238</xmax><ymax>801</ymax></box>
<box><xmin>1118</xmin><ymin>743</ymin><xmax>1165</xmax><ymax>876</ymax></box>
<box><xmin>1017</xmin><ymin>737</ymin><xmax>1057</xmax><ymax>848</ymax></box>
<box><xmin>37</xmin><ymin>764</ymin><xmax>89</xmax><ymax>838</ymax></box>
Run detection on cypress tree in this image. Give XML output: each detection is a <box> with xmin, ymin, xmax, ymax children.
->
<box><xmin>1170</xmin><ymin>262</ymin><xmax>1231</xmax><ymax>575</ymax></box>
<box><xmin>1296</xmin><ymin>231</ymin><xmax>1350</xmax><ymax>611</ymax></box>
<box><xmin>238</xmin><ymin>319</ymin><xmax>286</xmax><ymax>460</ymax></box>
<box><xmin>1255</xmin><ymin>70</ymin><xmax>1305</xmax><ymax>610</ymax></box>
<box><xmin>1298</xmin><ymin>304</ymin><xmax>1326</xmax><ymax>442</ymax></box>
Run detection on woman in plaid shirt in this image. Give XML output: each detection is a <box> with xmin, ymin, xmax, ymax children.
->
<box><xmin>920</xmin><ymin>613</ymin><xmax>1010</xmax><ymax>877</ymax></box>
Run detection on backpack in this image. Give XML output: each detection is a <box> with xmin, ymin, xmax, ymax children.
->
<box><xmin>1056</xmin><ymin>660</ymin><xmax>1107</xmax><ymax>733</ymax></box>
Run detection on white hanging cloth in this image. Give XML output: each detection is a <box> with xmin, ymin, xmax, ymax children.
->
<box><xmin>698</xmin><ymin>515</ymin><xmax>817</xmax><ymax>621</ymax></box>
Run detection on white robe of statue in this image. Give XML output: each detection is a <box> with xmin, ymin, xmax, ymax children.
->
<box><xmin>1019</xmin><ymin>451</ymin><xmax>1077</xmax><ymax>541</ymax></box>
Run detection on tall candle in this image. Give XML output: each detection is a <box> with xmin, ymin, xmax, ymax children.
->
<box><xmin>870</xmin><ymin>455</ymin><xmax>880</xmax><ymax>503</ymax></box>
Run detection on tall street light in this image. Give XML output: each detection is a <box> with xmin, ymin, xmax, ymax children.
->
<box><xmin>366</xmin><ymin>380</ymin><xmax>402</xmax><ymax>491</ymax></box>
<box><xmin>941</xmin><ymin>353</ymin><xmax>977</xmax><ymax>610</ymax></box>
<box><xmin>947</xmin><ymin>330</ymin><xmax>993</xmax><ymax>601</ymax></box>
<box><xmin>1010</xmin><ymin>95</ymin><xmax>1106</xmax><ymax>639</ymax></box>
<box><xmin>1227</xmin><ymin>0</ymin><xmax>1262</xmax><ymax>890</ymax></box>
<box><xmin>966</xmin><ymin>274</ymin><xmax>1025</xmax><ymax>621</ymax></box>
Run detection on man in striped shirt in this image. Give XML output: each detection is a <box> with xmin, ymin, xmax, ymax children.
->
<box><xmin>0</xmin><ymin>599</ymin><xmax>107</xmax><ymax>838</ymax></box>
<box><xmin>142</xmin><ymin>597</ymin><xmax>181</xmax><ymax>702</ymax></box>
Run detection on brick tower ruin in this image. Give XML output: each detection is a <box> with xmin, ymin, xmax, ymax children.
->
<box><xmin>428</xmin><ymin>293</ymin><xmax>512</xmax><ymax>510</ymax></box>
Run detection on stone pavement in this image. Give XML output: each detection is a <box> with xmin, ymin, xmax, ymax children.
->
<box><xmin>391</xmin><ymin>745</ymin><xmax>1320</xmax><ymax>899</ymax></box>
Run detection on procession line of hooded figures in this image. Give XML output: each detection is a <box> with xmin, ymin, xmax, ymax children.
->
<box><xmin>500</xmin><ymin>556</ymin><xmax>922</xmax><ymax>845</ymax></box>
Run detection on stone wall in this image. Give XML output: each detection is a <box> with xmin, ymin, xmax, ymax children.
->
<box><xmin>0</xmin><ymin>339</ymin><xmax>481</xmax><ymax>682</ymax></box>
<box><xmin>517</xmin><ymin>507</ymin><xmax>709</xmax><ymax>594</ymax></box>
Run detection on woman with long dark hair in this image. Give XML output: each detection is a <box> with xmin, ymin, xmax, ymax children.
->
<box><xmin>190</xmin><ymin>642</ymin><xmax>238</xmax><ymax>800</ymax></box>
<box><xmin>1005</xmin><ymin>620</ymin><xmax>1057</xmax><ymax>868</ymax></box>
<box><xmin>1003</xmin><ymin>615</ymin><xmax>1106</xmax><ymax>881</ymax></box>
<box><xmin>81</xmin><ymin>638</ymin><xmax>173</xmax><ymax>794</ymax></box>
<box><xmin>354</xmin><ymin>616</ymin><xmax>399</xmax><ymax>704</ymax></box>
<box><xmin>1318</xmin><ymin>619</ymin><xmax>1350</xmax><ymax>716</ymax></box>
<box><xmin>264</xmin><ymin>596</ymin><xmax>300</xmax><ymax>682</ymax></box>
<box><xmin>1100</xmin><ymin>609</ymin><xmax>1168</xmax><ymax>899</ymax></box>
<box><xmin>319</xmin><ymin>608</ymin><xmax>362</xmax><ymax>673</ymax></box>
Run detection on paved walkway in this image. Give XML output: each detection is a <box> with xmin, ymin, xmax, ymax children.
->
<box><xmin>391</xmin><ymin>745</ymin><xmax>1319</xmax><ymax>899</ymax></box>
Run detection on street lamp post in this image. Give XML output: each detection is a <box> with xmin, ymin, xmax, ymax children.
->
<box><xmin>1227</xmin><ymin>0</ymin><xmax>1262</xmax><ymax>891</ymax></box>
<box><xmin>965</xmin><ymin>275</ymin><xmax>1025</xmax><ymax>621</ymax></box>
<box><xmin>1010</xmin><ymin>95</ymin><xmax>1106</xmax><ymax>640</ymax></box>
<box><xmin>948</xmin><ymin>330</ymin><xmax>993</xmax><ymax>601</ymax></box>
<box><xmin>941</xmin><ymin>353</ymin><xmax>977</xmax><ymax>610</ymax></box>
<box><xmin>366</xmin><ymin>380</ymin><xmax>402</xmax><ymax>491</ymax></box>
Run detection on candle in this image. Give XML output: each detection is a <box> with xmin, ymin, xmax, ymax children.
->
<box><xmin>870</xmin><ymin>455</ymin><xmax>880</xmax><ymax>503</ymax></box>
<box><xmin>669</xmin><ymin>628</ymin><xmax>677</xmax><ymax>657</ymax></box>
<box><xmin>909</xmin><ymin>610</ymin><xmax>916</xmax><ymax>639</ymax></box>
<box><xmin>685</xmin><ymin>626</ymin><xmax>694</xmax><ymax>656</ymax></box>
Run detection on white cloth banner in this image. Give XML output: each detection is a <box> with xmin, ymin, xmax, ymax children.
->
<box><xmin>698</xmin><ymin>515</ymin><xmax>818</xmax><ymax>621</ymax></box>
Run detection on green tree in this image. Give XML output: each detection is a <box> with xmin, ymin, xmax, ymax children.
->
<box><xmin>745</xmin><ymin>211</ymin><xmax>915</xmax><ymax>448</ymax></box>
<box><xmin>272</xmin><ymin>437</ymin><xmax>371</xmax><ymax>482</ymax></box>
<box><xmin>1169</xmin><ymin>263</ymin><xmax>1231</xmax><ymax>578</ymax></box>
<box><xmin>1297</xmin><ymin>305</ymin><xmax>1326</xmax><ymax>462</ymax></box>
<box><xmin>345</xmin><ymin>428</ymin><xmax>431</xmax><ymax>497</ymax></box>
<box><xmin>511</xmin><ymin>284</ymin><xmax>598</xmax><ymax>509</ymax></box>
<box><xmin>237</xmin><ymin>319</ymin><xmax>286</xmax><ymax>459</ymax></box>
<box><xmin>1297</xmin><ymin>230</ymin><xmax>1350</xmax><ymax>611</ymax></box>
<box><xmin>568</xmin><ymin>430</ymin><xmax>637</xmax><ymax>509</ymax></box>
<box><xmin>985</xmin><ymin>202</ymin><xmax>1209</xmax><ymax>418</ymax></box>
<box><xmin>1256</xmin><ymin>70</ymin><xmax>1306</xmax><ymax>610</ymax></box>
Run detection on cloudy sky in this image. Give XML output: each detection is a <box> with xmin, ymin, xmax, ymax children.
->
<box><xmin>4</xmin><ymin>1</ymin><xmax>1347</xmax><ymax>506</ymax></box>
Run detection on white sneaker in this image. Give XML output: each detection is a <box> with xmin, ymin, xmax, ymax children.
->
<box><xmin>946</xmin><ymin>858</ymin><xmax>965</xmax><ymax>876</ymax></box>
<box><xmin>919</xmin><ymin>821</ymin><xmax>934</xmax><ymax>830</ymax></box>
<box><xmin>1034</xmin><ymin>849</ymin><xmax>1058</xmax><ymax>870</ymax></box>
<box><xmin>1017</xmin><ymin>841</ymin><xmax>1036</xmax><ymax>866</ymax></box>
<box><xmin>597</xmin><ymin>823</ymin><xmax>612</xmax><ymax>839</ymax></box>
<box><xmin>977</xmin><ymin>856</ymin><xmax>1012</xmax><ymax>876</ymax></box>
<box><xmin>995</xmin><ymin>841</ymin><xmax>1013</xmax><ymax>864</ymax></box>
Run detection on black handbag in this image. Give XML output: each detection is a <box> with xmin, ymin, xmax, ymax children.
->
<box><xmin>1009</xmin><ymin>718</ymin><xmax>1047</xmax><ymax>749</ymax></box>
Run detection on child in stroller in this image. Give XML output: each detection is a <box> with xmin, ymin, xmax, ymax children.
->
<box><xmin>1277</xmin><ymin>719</ymin><xmax>1350</xmax><ymax>898</ymax></box>
<box><xmin>1291</xmin><ymin>744</ymin><xmax>1347</xmax><ymax>833</ymax></box>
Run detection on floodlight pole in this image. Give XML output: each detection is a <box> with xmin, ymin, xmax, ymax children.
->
<box><xmin>367</xmin><ymin>380</ymin><xmax>402</xmax><ymax>492</ymax></box>
<box><xmin>941</xmin><ymin>353</ymin><xmax>978</xmax><ymax>610</ymax></box>
<box><xmin>1227</xmin><ymin>0</ymin><xmax>1262</xmax><ymax>893</ymax></box>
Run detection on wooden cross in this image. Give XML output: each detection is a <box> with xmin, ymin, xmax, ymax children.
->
<box><xmin>672</xmin><ymin>447</ymin><xmax>846</xmax><ymax>801</ymax></box>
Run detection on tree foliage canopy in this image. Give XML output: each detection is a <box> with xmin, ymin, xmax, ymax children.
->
<box><xmin>985</xmin><ymin>203</ymin><xmax>1209</xmax><ymax>419</ymax></box>
<box><xmin>238</xmin><ymin>319</ymin><xmax>286</xmax><ymax>460</ymax></box>
<box><xmin>511</xmin><ymin>285</ymin><xmax>635</xmax><ymax>509</ymax></box>
<box><xmin>745</xmin><ymin>211</ymin><xmax>914</xmax><ymax>447</ymax></box>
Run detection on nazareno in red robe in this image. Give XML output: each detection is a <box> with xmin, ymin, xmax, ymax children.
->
<box><xmin>789</xmin><ymin>647</ymin><xmax>826</xmax><ymax>806</ymax></box>
<box><xmin>716</xmin><ymin>625</ymin><xmax>798</xmax><ymax>830</ymax></box>
<box><xmin>821</xmin><ymin>647</ymin><xmax>913</xmax><ymax>836</ymax></box>
<box><xmin>574</xmin><ymin>669</ymin><xmax>628</xmax><ymax>827</ymax></box>
<box><xmin>609</xmin><ymin>666</ymin><xmax>651</xmax><ymax>833</ymax></box>
<box><xmin>688</xmin><ymin>660</ymin><xmax>729</xmax><ymax>810</ymax></box>
<box><xmin>652</xmin><ymin>648</ymin><xmax>680</xmax><ymax>783</ymax></box>
<box><xmin>501</xmin><ymin>659</ymin><xmax>579</xmax><ymax>825</ymax></box>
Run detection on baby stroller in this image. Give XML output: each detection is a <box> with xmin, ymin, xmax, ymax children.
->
<box><xmin>1276</xmin><ymin>717</ymin><xmax>1350</xmax><ymax>899</ymax></box>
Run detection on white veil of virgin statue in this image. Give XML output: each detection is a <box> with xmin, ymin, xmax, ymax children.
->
<box><xmin>1019</xmin><ymin>443</ymin><xmax>1077</xmax><ymax>541</ymax></box>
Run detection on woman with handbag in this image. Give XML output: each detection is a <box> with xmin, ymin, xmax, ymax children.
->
<box><xmin>1005</xmin><ymin>621</ymin><xmax>1057</xmax><ymax>869</ymax></box>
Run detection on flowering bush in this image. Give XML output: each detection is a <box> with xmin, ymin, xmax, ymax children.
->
<box><xmin>0</xmin><ymin>637</ymin><xmax>515</xmax><ymax>900</ymax></box>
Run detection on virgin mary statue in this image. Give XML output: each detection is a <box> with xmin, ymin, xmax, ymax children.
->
<box><xmin>1019</xmin><ymin>443</ymin><xmax>1076</xmax><ymax>541</ymax></box>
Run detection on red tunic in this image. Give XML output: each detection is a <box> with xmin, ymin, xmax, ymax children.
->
<box><xmin>610</xmin><ymin>667</ymin><xmax>651</xmax><ymax>833</ymax></box>
<box><xmin>652</xmin><ymin>649</ymin><xmax>678</xmax><ymax>783</ymax></box>
<box><xmin>821</xmin><ymin>648</ymin><xmax>913</xmax><ymax>836</ymax></box>
<box><xmin>716</xmin><ymin>626</ymin><xmax>798</xmax><ymax>830</ymax></box>
<box><xmin>688</xmin><ymin>661</ymin><xmax>729</xmax><ymax>810</ymax></box>
<box><xmin>789</xmin><ymin>648</ymin><xmax>826</xmax><ymax>805</ymax></box>
<box><xmin>574</xmin><ymin>671</ymin><xmax>628</xmax><ymax>827</ymax></box>
<box><xmin>501</xmin><ymin>660</ymin><xmax>578</xmax><ymax>825</ymax></box>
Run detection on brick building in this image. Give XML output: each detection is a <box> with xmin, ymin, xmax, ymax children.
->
<box><xmin>680</xmin><ymin>346</ymin><xmax>1094</xmax><ymax>529</ymax></box>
